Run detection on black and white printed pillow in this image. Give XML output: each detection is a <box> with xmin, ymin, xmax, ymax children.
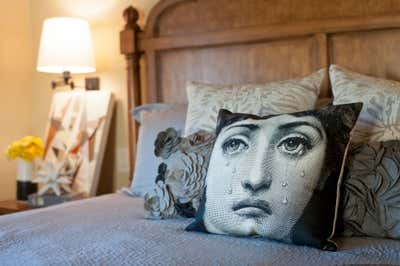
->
<box><xmin>187</xmin><ymin>103</ymin><xmax>363</xmax><ymax>250</ymax></box>
<box><xmin>144</xmin><ymin>128</ymin><xmax>215</xmax><ymax>219</ymax></box>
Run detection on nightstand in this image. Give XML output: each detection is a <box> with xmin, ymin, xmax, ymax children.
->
<box><xmin>0</xmin><ymin>200</ymin><xmax>30</xmax><ymax>215</ymax></box>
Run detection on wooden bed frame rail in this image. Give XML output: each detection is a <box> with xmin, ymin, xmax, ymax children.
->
<box><xmin>120</xmin><ymin>6</ymin><xmax>142</xmax><ymax>177</ymax></box>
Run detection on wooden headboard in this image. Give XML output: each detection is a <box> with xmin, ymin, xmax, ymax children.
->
<box><xmin>120</xmin><ymin>0</ymin><xmax>400</xmax><ymax>176</ymax></box>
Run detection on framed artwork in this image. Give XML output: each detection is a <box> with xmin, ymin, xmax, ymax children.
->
<box><xmin>42</xmin><ymin>90</ymin><xmax>114</xmax><ymax>196</ymax></box>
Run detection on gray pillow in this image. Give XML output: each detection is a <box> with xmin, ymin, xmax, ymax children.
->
<box><xmin>341</xmin><ymin>140</ymin><xmax>400</xmax><ymax>239</ymax></box>
<box><xmin>144</xmin><ymin>128</ymin><xmax>215</xmax><ymax>219</ymax></box>
<box><xmin>131</xmin><ymin>104</ymin><xmax>187</xmax><ymax>197</ymax></box>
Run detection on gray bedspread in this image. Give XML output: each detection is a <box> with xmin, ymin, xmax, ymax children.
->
<box><xmin>0</xmin><ymin>193</ymin><xmax>399</xmax><ymax>266</ymax></box>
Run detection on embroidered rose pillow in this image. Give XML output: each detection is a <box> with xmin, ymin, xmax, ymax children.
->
<box><xmin>187</xmin><ymin>103</ymin><xmax>362</xmax><ymax>250</ymax></box>
<box><xmin>144</xmin><ymin>128</ymin><xmax>215</xmax><ymax>219</ymax></box>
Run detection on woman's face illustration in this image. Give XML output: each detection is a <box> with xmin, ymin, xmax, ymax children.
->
<box><xmin>203</xmin><ymin>114</ymin><xmax>327</xmax><ymax>240</ymax></box>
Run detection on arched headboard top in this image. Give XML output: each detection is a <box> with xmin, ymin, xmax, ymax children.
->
<box><xmin>143</xmin><ymin>0</ymin><xmax>400</xmax><ymax>38</ymax></box>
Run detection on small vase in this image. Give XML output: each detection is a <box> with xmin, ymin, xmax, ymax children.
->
<box><xmin>16</xmin><ymin>158</ymin><xmax>37</xmax><ymax>201</ymax></box>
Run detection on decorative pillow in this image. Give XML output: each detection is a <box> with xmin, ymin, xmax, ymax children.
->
<box><xmin>144</xmin><ymin>128</ymin><xmax>215</xmax><ymax>219</ymax></box>
<box><xmin>330</xmin><ymin>65</ymin><xmax>400</xmax><ymax>145</ymax></box>
<box><xmin>131</xmin><ymin>104</ymin><xmax>187</xmax><ymax>197</ymax></box>
<box><xmin>187</xmin><ymin>103</ymin><xmax>363</xmax><ymax>250</ymax></box>
<box><xmin>184</xmin><ymin>70</ymin><xmax>325</xmax><ymax>135</ymax></box>
<box><xmin>341</xmin><ymin>140</ymin><xmax>400</xmax><ymax>239</ymax></box>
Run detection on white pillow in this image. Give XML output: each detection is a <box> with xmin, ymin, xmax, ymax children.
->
<box><xmin>131</xmin><ymin>103</ymin><xmax>187</xmax><ymax>197</ymax></box>
<box><xmin>330</xmin><ymin>65</ymin><xmax>400</xmax><ymax>145</ymax></box>
<box><xmin>184</xmin><ymin>70</ymin><xmax>324</xmax><ymax>136</ymax></box>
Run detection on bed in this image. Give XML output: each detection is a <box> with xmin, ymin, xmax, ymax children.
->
<box><xmin>0</xmin><ymin>193</ymin><xmax>399</xmax><ymax>265</ymax></box>
<box><xmin>2</xmin><ymin>0</ymin><xmax>400</xmax><ymax>265</ymax></box>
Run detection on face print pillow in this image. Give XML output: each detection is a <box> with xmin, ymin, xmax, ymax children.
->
<box><xmin>186</xmin><ymin>103</ymin><xmax>362</xmax><ymax>250</ymax></box>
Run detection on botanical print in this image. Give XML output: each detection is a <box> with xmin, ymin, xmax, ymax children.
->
<box><xmin>42</xmin><ymin>91</ymin><xmax>113</xmax><ymax>196</ymax></box>
<box><xmin>144</xmin><ymin>179</ymin><xmax>177</xmax><ymax>218</ymax></box>
<box><xmin>355</xmin><ymin>95</ymin><xmax>400</xmax><ymax>143</ymax></box>
<box><xmin>331</xmin><ymin>65</ymin><xmax>400</xmax><ymax>144</ymax></box>
<box><xmin>184</xmin><ymin>70</ymin><xmax>324</xmax><ymax>135</ymax></box>
<box><xmin>144</xmin><ymin>128</ymin><xmax>215</xmax><ymax>219</ymax></box>
<box><xmin>342</xmin><ymin>140</ymin><xmax>400</xmax><ymax>239</ymax></box>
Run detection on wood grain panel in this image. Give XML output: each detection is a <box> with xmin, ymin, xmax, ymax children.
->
<box><xmin>329</xmin><ymin>29</ymin><xmax>400</xmax><ymax>81</ymax></box>
<box><xmin>121</xmin><ymin>1</ymin><xmax>400</xmax><ymax>178</ymax></box>
<box><xmin>140</xmin><ymin>14</ymin><xmax>400</xmax><ymax>51</ymax></box>
<box><xmin>153</xmin><ymin>0</ymin><xmax>400</xmax><ymax>37</ymax></box>
<box><xmin>158</xmin><ymin>37</ymin><xmax>316</xmax><ymax>103</ymax></box>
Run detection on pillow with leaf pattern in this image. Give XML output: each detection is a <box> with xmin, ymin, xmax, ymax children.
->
<box><xmin>184</xmin><ymin>70</ymin><xmax>325</xmax><ymax>136</ymax></box>
<box><xmin>341</xmin><ymin>140</ymin><xmax>400</xmax><ymax>239</ymax></box>
<box><xmin>331</xmin><ymin>65</ymin><xmax>400</xmax><ymax>145</ymax></box>
<box><xmin>144</xmin><ymin>128</ymin><xmax>215</xmax><ymax>219</ymax></box>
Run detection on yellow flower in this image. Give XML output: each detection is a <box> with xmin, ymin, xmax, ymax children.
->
<box><xmin>5</xmin><ymin>136</ymin><xmax>44</xmax><ymax>162</ymax></box>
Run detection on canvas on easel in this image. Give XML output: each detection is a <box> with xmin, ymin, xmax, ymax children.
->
<box><xmin>42</xmin><ymin>90</ymin><xmax>114</xmax><ymax>197</ymax></box>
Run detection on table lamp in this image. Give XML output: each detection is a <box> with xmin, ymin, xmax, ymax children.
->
<box><xmin>36</xmin><ymin>17</ymin><xmax>99</xmax><ymax>90</ymax></box>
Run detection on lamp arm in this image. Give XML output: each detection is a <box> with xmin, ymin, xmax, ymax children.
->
<box><xmin>51</xmin><ymin>72</ymin><xmax>99</xmax><ymax>90</ymax></box>
<box><xmin>51</xmin><ymin>71</ymin><xmax>74</xmax><ymax>90</ymax></box>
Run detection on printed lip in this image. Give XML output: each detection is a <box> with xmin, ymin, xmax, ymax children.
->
<box><xmin>232</xmin><ymin>199</ymin><xmax>272</xmax><ymax>215</ymax></box>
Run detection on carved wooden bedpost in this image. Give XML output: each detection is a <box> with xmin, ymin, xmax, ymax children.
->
<box><xmin>120</xmin><ymin>6</ymin><xmax>142</xmax><ymax>180</ymax></box>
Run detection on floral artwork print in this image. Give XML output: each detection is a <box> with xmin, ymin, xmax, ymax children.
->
<box><xmin>144</xmin><ymin>128</ymin><xmax>215</xmax><ymax>219</ymax></box>
<box><xmin>42</xmin><ymin>91</ymin><xmax>113</xmax><ymax>196</ymax></box>
<box><xmin>34</xmin><ymin>159</ymin><xmax>73</xmax><ymax>196</ymax></box>
<box><xmin>342</xmin><ymin>140</ymin><xmax>400</xmax><ymax>239</ymax></box>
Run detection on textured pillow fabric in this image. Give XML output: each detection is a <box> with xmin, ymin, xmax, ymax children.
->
<box><xmin>187</xmin><ymin>103</ymin><xmax>363</xmax><ymax>250</ymax></box>
<box><xmin>331</xmin><ymin>65</ymin><xmax>400</xmax><ymax>145</ymax></box>
<box><xmin>144</xmin><ymin>128</ymin><xmax>215</xmax><ymax>219</ymax></box>
<box><xmin>131</xmin><ymin>104</ymin><xmax>187</xmax><ymax>197</ymax></box>
<box><xmin>184</xmin><ymin>70</ymin><xmax>325</xmax><ymax>135</ymax></box>
<box><xmin>341</xmin><ymin>140</ymin><xmax>400</xmax><ymax>239</ymax></box>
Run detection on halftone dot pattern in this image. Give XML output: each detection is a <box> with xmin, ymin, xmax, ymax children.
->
<box><xmin>191</xmin><ymin>103</ymin><xmax>363</xmax><ymax>249</ymax></box>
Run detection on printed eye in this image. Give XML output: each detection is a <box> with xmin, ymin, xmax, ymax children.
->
<box><xmin>222</xmin><ymin>138</ymin><xmax>249</xmax><ymax>156</ymax></box>
<box><xmin>278</xmin><ymin>135</ymin><xmax>310</xmax><ymax>156</ymax></box>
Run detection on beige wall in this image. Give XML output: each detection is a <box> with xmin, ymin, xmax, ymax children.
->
<box><xmin>0</xmin><ymin>0</ymin><xmax>159</xmax><ymax>200</ymax></box>
<box><xmin>0</xmin><ymin>1</ymin><xmax>33</xmax><ymax>201</ymax></box>
<box><xmin>30</xmin><ymin>0</ymin><xmax>159</xmax><ymax>193</ymax></box>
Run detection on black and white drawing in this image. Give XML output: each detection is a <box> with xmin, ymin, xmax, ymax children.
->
<box><xmin>187</xmin><ymin>103</ymin><xmax>363</xmax><ymax>250</ymax></box>
<box><xmin>204</xmin><ymin>110</ymin><xmax>328</xmax><ymax>242</ymax></box>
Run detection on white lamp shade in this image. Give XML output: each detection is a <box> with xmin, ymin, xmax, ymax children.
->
<box><xmin>37</xmin><ymin>17</ymin><xmax>95</xmax><ymax>74</ymax></box>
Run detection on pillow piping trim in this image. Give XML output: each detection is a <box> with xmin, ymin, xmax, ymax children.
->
<box><xmin>327</xmin><ymin>137</ymin><xmax>352</xmax><ymax>246</ymax></box>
